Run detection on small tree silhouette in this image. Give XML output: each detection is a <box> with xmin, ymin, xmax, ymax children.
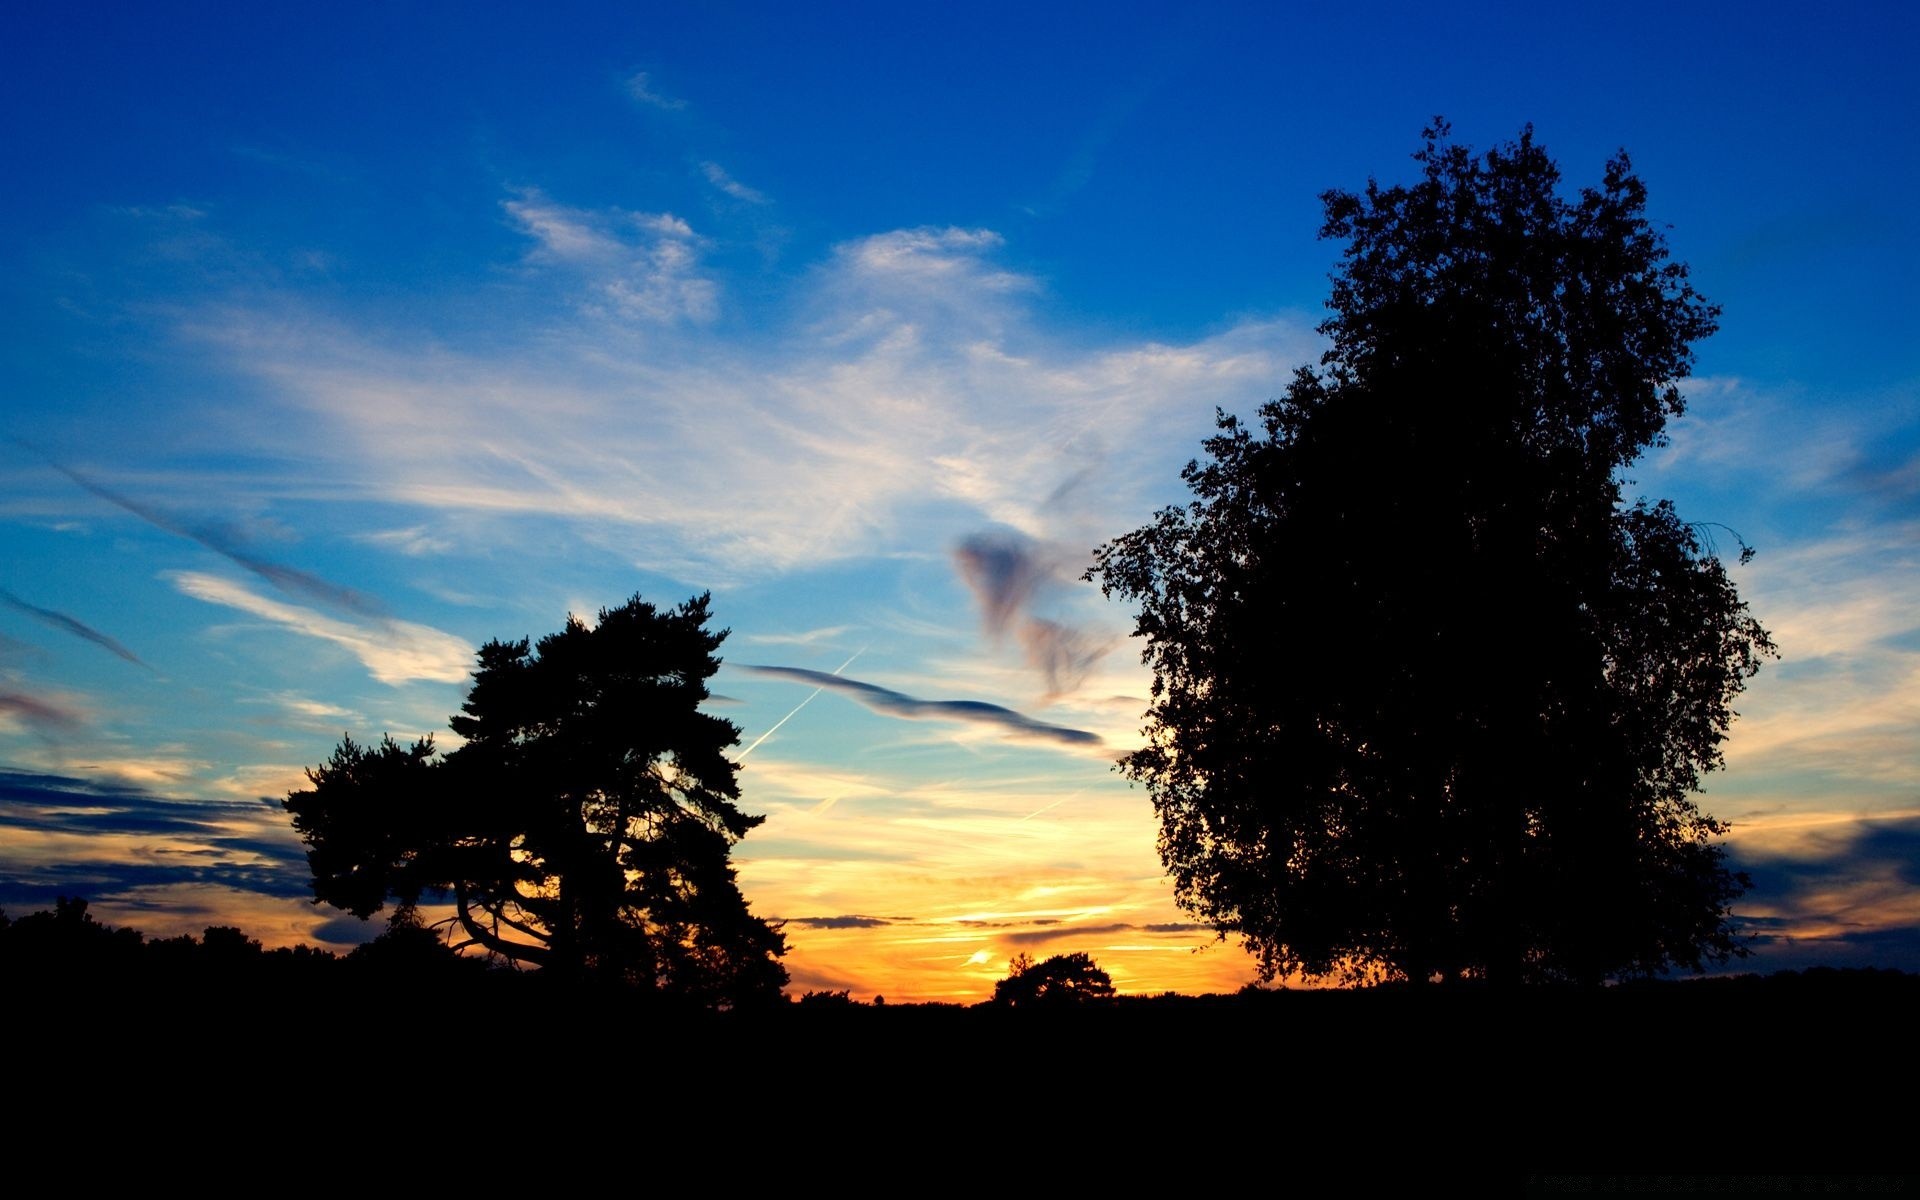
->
<box><xmin>993</xmin><ymin>951</ymin><xmax>1116</xmax><ymax>1007</ymax></box>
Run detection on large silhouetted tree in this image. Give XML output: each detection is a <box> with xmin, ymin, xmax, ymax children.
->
<box><xmin>285</xmin><ymin>593</ymin><xmax>788</xmax><ymax>1005</ymax></box>
<box><xmin>1089</xmin><ymin>122</ymin><xmax>1774</xmax><ymax>986</ymax></box>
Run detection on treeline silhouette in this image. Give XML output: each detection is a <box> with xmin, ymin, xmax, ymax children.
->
<box><xmin>9</xmin><ymin>897</ymin><xmax>1914</xmax><ymax>1175</ymax></box>
<box><xmin>13</xmin><ymin>896</ymin><xmax>1914</xmax><ymax>1019</ymax></box>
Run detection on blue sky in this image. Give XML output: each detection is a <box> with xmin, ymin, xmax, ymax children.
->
<box><xmin>2</xmin><ymin>2</ymin><xmax>1916</xmax><ymax>998</ymax></box>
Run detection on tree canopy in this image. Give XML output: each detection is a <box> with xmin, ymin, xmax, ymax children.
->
<box><xmin>285</xmin><ymin>593</ymin><xmax>787</xmax><ymax>1005</ymax></box>
<box><xmin>993</xmin><ymin>951</ymin><xmax>1117</xmax><ymax>1007</ymax></box>
<box><xmin>1089</xmin><ymin>122</ymin><xmax>1774</xmax><ymax>986</ymax></box>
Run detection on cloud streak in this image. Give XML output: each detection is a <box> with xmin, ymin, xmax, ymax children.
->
<box><xmin>166</xmin><ymin>571</ymin><xmax>471</xmax><ymax>685</ymax></box>
<box><xmin>781</xmin><ymin>915</ymin><xmax>893</xmax><ymax>930</ymax></box>
<box><xmin>503</xmin><ymin>191</ymin><xmax>717</xmax><ymax>322</ymax></box>
<box><xmin>701</xmin><ymin>161</ymin><xmax>770</xmax><ymax>205</ymax></box>
<box><xmin>1724</xmin><ymin>814</ymin><xmax>1920</xmax><ymax>971</ymax></box>
<box><xmin>625</xmin><ymin>71</ymin><xmax>687</xmax><ymax>111</ymax></box>
<box><xmin>41</xmin><ymin>456</ymin><xmax>387</xmax><ymax>618</ymax></box>
<box><xmin>0</xmin><ymin>588</ymin><xmax>147</xmax><ymax>667</ymax></box>
<box><xmin>0</xmin><ymin>689</ymin><xmax>84</xmax><ymax>734</ymax></box>
<box><xmin>953</xmin><ymin>529</ymin><xmax>1108</xmax><ymax>695</ymax></box>
<box><xmin>0</xmin><ymin>768</ymin><xmax>309</xmax><ymax>907</ymax></box>
<box><xmin>738</xmin><ymin>663</ymin><xmax>1101</xmax><ymax>747</ymax></box>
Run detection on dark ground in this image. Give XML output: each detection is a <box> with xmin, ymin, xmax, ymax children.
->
<box><xmin>6</xmin><ymin>903</ymin><xmax>1913</xmax><ymax>1185</ymax></box>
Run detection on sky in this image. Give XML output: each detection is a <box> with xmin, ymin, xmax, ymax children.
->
<box><xmin>2</xmin><ymin>2</ymin><xmax>1916</xmax><ymax>1001</ymax></box>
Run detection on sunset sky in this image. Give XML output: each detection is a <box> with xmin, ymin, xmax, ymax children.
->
<box><xmin>3</xmin><ymin>2</ymin><xmax>1915</xmax><ymax>1000</ymax></box>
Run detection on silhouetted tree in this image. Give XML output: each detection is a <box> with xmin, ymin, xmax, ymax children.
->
<box><xmin>1089</xmin><ymin>122</ymin><xmax>1774</xmax><ymax>986</ymax></box>
<box><xmin>285</xmin><ymin>593</ymin><xmax>788</xmax><ymax>1005</ymax></box>
<box><xmin>993</xmin><ymin>951</ymin><xmax>1116</xmax><ymax>1006</ymax></box>
<box><xmin>0</xmin><ymin>896</ymin><xmax>145</xmax><ymax>973</ymax></box>
<box><xmin>345</xmin><ymin>906</ymin><xmax>479</xmax><ymax>977</ymax></box>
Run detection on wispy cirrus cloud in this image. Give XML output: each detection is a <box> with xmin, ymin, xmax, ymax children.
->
<box><xmin>624</xmin><ymin>71</ymin><xmax>687</xmax><ymax>111</ymax></box>
<box><xmin>701</xmin><ymin>161</ymin><xmax>770</xmax><ymax>205</ymax></box>
<box><xmin>0</xmin><ymin>587</ymin><xmax>147</xmax><ymax>668</ymax></box>
<box><xmin>503</xmin><ymin>191</ymin><xmax>717</xmax><ymax>322</ymax></box>
<box><xmin>738</xmin><ymin>663</ymin><xmax>1100</xmax><ymax>748</ymax></box>
<box><xmin>833</xmin><ymin>226</ymin><xmax>1031</xmax><ymax>295</ymax></box>
<box><xmin>740</xmin><ymin>625</ymin><xmax>854</xmax><ymax>648</ymax></box>
<box><xmin>1632</xmin><ymin>382</ymin><xmax>1920</xmax><ymax>803</ymax></box>
<box><xmin>192</xmin><ymin>225</ymin><xmax>1312</xmax><ymax>580</ymax></box>
<box><xmin>350</xmin><ymin>525</ymin><xmax>453</xmax><ymax>557</ymax></box>
<box><xmin>166</xmin><ymin>570</ymin><xmax>471</xmax><ymax>685</ymax></box>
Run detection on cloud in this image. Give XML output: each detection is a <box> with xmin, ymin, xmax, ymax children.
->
<box><xmin>72</xmin><ymin>756</ymin><xmax>208</xmax><ymax>788</ymax></box>
<box><xmin>502</xmin><ymin>195</ymin><xmax>627</xmax><ymax>263</ymax></box>
<box><xmin>1631</xmin><ymin>380</ymin><xmax>1920</xmax><ymax>808</ymax></box>
<box><xmin>186</xmin><ymin>223</ymin><xmax>1314</xmax><ymax>581</ymax></box>
<box><xmin>1016</xmin><ymin>618</ymin><xmax>1109</xmax><ymax>697</ymax></box>
<box><xmin>350</xmin><ymin>525</ymin><xmax>453</xmax><ymax>557</ymax></box>
<box><xmin>953</xmin><ymin>529</ymin><xmax>1109</xmax><ymax>695</ymax></box>
<box><xmin>167</xmin><ymin>570</ymin><xmax>472</xmax><ymax>685</ymax></box>
<box><xmin>740</xmin><ymin>625</ymin><xmax>854</xmax><ymax>647</ymax></box>
<box><xmin>0</xmin><ymin>768</ymin><xmax>309</xmax><ymax>908</ymax></box>
<box><xmin>782</xmin><ymin>915</ymin><xmax>893</xmax><ymax>930</ymax></box>
<box><xmin>1001</xmin><ymin>920</ymin><xmax>1135</xmax><ymax>945</ymax></box>
<box><xmin>955</xmin><ymin>530</ymin><xmax>1049</xmax><ymax>634</ymax></box>
<box><xmin>1733</xmin><ymin>815</ymin><xmax>1920</xmax><ymax>896</ymax></box>
<box><xmin>0</xmin><ymin>587</ymin><xmax>147</xmax><ymax>667</ymax></box>
<box><xmin>1723</xmin><ymin>815</ymin><xmax>1920</xmax><ymax>973</ymax></box>
<box><xmin>738</xmin><ymin>663</ymin><xmax>1100</xmax><ymax>747</ymax></box>
<box><xmin>701</xmin><ymin>161</ymin><xmax>770</xmax><ymax>205</ymax></box>
<box><xmin>835</xmin><ymin>226</ymin><xmax>1028</xmax><ymax>293</ymax></box>
<box><xmin>308</xmin><ymin>915</ymin><xmax>381</xmax><ymax>946</ymax></box>
<box><xmin>41</xmin><ymin>456</ymin><xmax>387</xmax><ymax>619</ymax></box>
<box><xmin>0</xmin><ymin>689</ymin><xmax>84</xmax><ymax>734</ymax></box>
<box><xmin>503</xmin><ymin>191</ymin><xmax>717</xmax><ymax>322</ymax></box>
<box><xmin>625</xmin><ymin>71</ymin><xmax>687</xmax><ymax>111</ymax></box>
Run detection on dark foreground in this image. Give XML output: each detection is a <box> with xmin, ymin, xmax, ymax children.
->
<box><xmin>7</xmin><ymin>906</ymin><xmax>1913</xmax><ymax>1185</ymax></box>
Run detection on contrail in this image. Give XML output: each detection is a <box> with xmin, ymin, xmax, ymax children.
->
<box><xmin>737</xmin><ymin>646</ymin><xmax>863</xmax><ymax>760</ymax></box>
<box><xmin>1020</xmin><ymin>790</ymin><xmax>1083</xmax><ymax>821</ymax></box>
<box><xmin>0</xmin><ymin>588</ymin><xmax>149</xmax><ymax>668</ymax></box>
<box><xmin>23</xmin><ymin>444</ymin><xmax>387</xmax><ymax>619</ymax></box>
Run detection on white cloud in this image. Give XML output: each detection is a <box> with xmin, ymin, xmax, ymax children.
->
<box><xmin>1652</xmin><ymin>376</ymin><xmax>1918</xmax><ymax>503</ymax></box>
<box><xmin>740</xmin><ymin>624</ymin><xmax>855</xmax><ymax>647</ymax></box>
<box><xmin>72</xmin><ymin>755</ymin><xmax>208</xmax><ymax>787</ymax></box>
<box><xmin>637</xmin><ymin>212</ymin><xmax>695</xmax><ymax>238</ymax></box>
<box><xmin>836</xmin><ymin>227</ymin><xmax>1027</xmax><ymax>292</ymax></box>
<box><xmin>701</xmin><ymin>162</ymin><xmax>770</xmax><ymax>205</ymax></box>
<box><xmin>167</xmin><ymin>570</ymin><xmax>472</xmax><ymax>685</ymax></box>
<box><xmin>503</xmin><ymin>191</ymin><xmax>717</xmax><ymax>323</ymax></box>
<box><xmin>1714</xmin><ymin>528</ymin><xmax>1920</xmax><ymax>792</ymax></box>
<box><xmin>352</xmin><ymin>525</ymin><xmax>453</xmax><ymax>557</ymax></box>
<box><xmin>193</xmin><ymin>224</ymin><xmax>1316</xmax><ymax>586</ymax></box>
<box><xmin>501</xmin><ymin>195</ymin><xmax>627</xmax><ymax>264</ymax></box>
<box><xmin>625</xmin><ymin>71</ymin><xmax>686</xmax><ymax>111</ymax></box>
<box><xmin>1628</xmin><ymin>378</ymin><xmax>1920</xmax><ymax>810</ymax></box>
